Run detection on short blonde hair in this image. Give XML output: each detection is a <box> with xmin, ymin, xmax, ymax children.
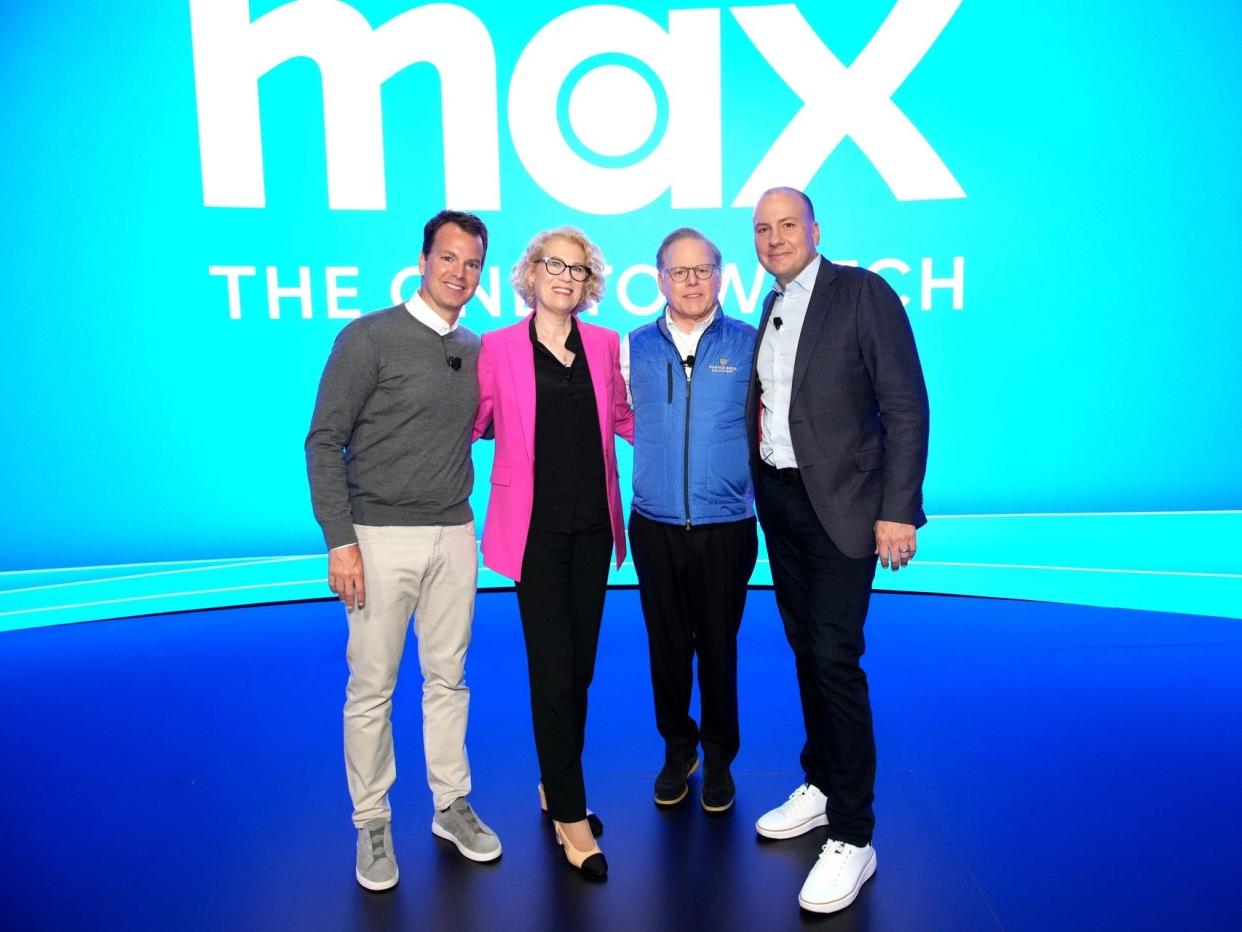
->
<box><xmin>511</xmin><ymin>226</ymin><xmax>607</xmax><ymax>313</ymax></box>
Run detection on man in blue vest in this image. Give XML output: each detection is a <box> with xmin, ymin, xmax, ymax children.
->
<box><xmin>621</xmin><ymin>227</ymin><xmax>759</xmax><ymax>812</ymax></box>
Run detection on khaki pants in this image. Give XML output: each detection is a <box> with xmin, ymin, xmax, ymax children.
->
<box><xmin>343</xmin><ymin>522</ymin><xmax>477</xmax><ymax>825</ymax></box>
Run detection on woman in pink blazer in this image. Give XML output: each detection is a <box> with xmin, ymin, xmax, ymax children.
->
<box><xmin>474</xmin><ymin>227</ymin><xmax>633</xmax><ymax>880</ymax></box>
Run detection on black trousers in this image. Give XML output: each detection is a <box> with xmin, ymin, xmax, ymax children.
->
<box><xmin>514</xmin><ymin>526</ymin><xmax>613</xmax><ymax>823</ymax></box>
<box><xmin>629</xmin><ymin>511</ymin><xmax>758</xmax><ymax>769</ymax></box>
<box><xmin>754</xmin><ymin>466</ymin><xmax>879</xmax><ymax>847</ymax></box>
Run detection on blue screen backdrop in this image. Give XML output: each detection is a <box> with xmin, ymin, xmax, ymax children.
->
<box><xmin>2</xmin><ymin>0</ymin><xmax>1240</xmax><ymax>629</ymax></box>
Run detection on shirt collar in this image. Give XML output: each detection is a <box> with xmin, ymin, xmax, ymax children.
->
<box><xmin>773</xmin><ymin>253</ymin><xmax>823</xmax><ymax>297</ymax></box>
<box><xmin>664</xmin><ymin>304</ymin><xmax>717</xmax><ymax>336</ymax></box>
<box><xmin>405</xmin><ymin>291</ymin><xmax>458</xmax><ymax>335</ymax></box>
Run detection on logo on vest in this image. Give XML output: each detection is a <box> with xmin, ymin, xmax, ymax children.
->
<box><xmin>708</xmin><ymin>358</ymin><xmax>737</xmax><ymax>375</ymax></box>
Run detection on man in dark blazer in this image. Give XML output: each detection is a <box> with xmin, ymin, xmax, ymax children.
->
<box><xmin>743</xmin><ymin>187</ymin><xmax>929</xmax><ymax>914</ymax></box>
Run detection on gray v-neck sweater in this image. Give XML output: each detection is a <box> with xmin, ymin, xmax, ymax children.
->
<box><xmin>305</xmin><ymin>305</ymin><xmax>480</xmax><ymax>550</ymax></box>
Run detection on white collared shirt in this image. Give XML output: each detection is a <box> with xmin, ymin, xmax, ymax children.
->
<box><xmin>405</xmin><ymin>291</ymin><xmax>459</xmax><ymax>335</ymax></box>
<box><xmin>619</xmin><ymin>305</ymin><xmax>717</xmax><ymax>403</ymax></box>
<box><xmin>756</xmin><ymin>254</ymin><xmax>822</xmax><ymax>468</ymax></box>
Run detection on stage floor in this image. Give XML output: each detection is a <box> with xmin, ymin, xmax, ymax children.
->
<box><xmin>1</xmin><ymin>590</ymin><xmax>1239</xmax><ymax>931</ymax></box>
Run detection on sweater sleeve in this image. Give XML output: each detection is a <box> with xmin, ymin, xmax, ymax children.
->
<box><xmin>305</xmin><ymin>321</ymin><xmax>379</xmax><ymax>550</ymax></box>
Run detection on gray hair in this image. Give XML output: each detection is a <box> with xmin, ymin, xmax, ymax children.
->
<box><xmin>655</xmin><ymin>227</ymin><xmax>721</xmax><ymax>271</ymax></box>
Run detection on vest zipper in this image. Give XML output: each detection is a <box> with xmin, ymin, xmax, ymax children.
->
<box><xmin>683</xmin><ymin>369</ymin><xmax>693</xmax><ymax>529</ymax></box>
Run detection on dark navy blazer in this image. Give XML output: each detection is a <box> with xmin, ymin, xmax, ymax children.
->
<box><xmin>744</xmin><ymin>259</ymin><xmax>930</xmax><ymax>559</ymax></box>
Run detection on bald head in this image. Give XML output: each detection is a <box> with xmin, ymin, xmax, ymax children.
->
<box><xmin>761</xmin><ymin>186</ymin><xmax>815</xmax><ymax>220</ymax></box>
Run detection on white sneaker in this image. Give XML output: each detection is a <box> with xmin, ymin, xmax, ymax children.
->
<box><xmin>798</xmin><ymin>840</ymin><xmax>876</xmax><ymax>914</ymax></box>
<box><xmin>755</xmin><ymin>783</ymin><xmax>829</xmax><ymax>839</ymax></box>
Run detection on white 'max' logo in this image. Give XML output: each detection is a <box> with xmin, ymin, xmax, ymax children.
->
<box><xmin>190</xmin><ymin>0</ymin><xmax>963</xmax><ymax>213</ymax></box>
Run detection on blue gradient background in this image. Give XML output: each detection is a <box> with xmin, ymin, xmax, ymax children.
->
<box><xmin>2</xmin><ymin>1</ymin><xmax>1240</xmax><ymax>629</ymax></box>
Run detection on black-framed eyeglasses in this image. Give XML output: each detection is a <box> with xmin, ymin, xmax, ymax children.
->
<box><xmin>663</xmin><ymin>264</ymin><xmax>718</xmax><ymax>282</ymax></box>
<box><xmin>538</xmin><ymin>256</ymin><xmax>591</xmax><ymax>282</ymax></box>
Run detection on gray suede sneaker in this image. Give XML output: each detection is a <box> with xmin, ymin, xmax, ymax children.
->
<box><xmin>431</xmin><ymin>798</ymin><xmax>502</xmax><ymax>862</ymax></box>
<box><xmin>355</xmin><ymin>819</ymin><xmax>399</xmax><ymax>891</ymax></box>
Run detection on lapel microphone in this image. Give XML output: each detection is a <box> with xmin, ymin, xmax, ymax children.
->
<box><xmin>440</xmin><ymin>334</ymin><xmax>462</xmax><ymax>371</ymax></box>
<box><xmin>773</xmin><ymin>316</ymin><xmax>783</xmax><ymax>330</ymax></box>
<box><xmin>683</xmin><ymin>354</ymin><xmax>695</xmax><ymax>370</ymax></box>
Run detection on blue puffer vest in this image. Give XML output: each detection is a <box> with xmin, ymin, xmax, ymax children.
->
<box><xmin>629</xmin><ymin>309</ymin><xmax>758</xmax><ymax>526</ymax></box>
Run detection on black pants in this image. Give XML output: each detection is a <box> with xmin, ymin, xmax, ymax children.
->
<box><xmin>514</xmin><ymin>526</ymin><xmax>613</xmax><ymax>823</ymax></box>
<box><xmin>755</xmin><ymin>466</ymin><xmax>878</xmax><ymax>847</ymax></box>
<box><xmin>629</xmin><ymin>511</ymin><xmax>758</xmax><ymax>770</ymax></box>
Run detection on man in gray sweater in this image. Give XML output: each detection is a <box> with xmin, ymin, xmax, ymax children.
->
<box><xmin>306</xmin><ymin>210</ymin><xmax>500</xmax><ymax>890</ymax></box>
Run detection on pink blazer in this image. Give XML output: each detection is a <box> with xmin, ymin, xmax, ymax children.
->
<box><xmin>474</xmin><ymin>315</ymin><xmax>634</xmax><ymax>582</ymax></box>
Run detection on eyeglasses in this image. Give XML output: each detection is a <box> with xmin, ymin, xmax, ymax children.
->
<box><xmin>538</xmin><ymin>256</ymin><xmax>592</xmax><ymax>282</ymax></box>
<box><xmin>662</xmin><ymin>264</ymin><xmax>718</xmax><ymax>282</ymax></box>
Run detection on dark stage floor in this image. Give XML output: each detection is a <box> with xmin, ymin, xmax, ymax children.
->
<box><xmin>1</xmin><ymin>590</ymin><xmax>1240</xmax><ymax>931</ymax></box>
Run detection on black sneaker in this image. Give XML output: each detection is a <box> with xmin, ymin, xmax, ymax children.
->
<box><xmin>653</xmin><ymin>754</ymin><xmax>700</xmax><ymax>806</ymax></box>
<box><xmin>700</xmin><ymin>764</ymin><xmax>735</xmax><ymax>813</ymax></box>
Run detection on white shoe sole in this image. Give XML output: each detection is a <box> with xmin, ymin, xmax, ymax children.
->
<box><xmin>654</xmin><ymin>757</ymin><xmax>700</xmax><ymax>807</ymax></box>
<box><xmin>798</xmin><ymin>850</ymin><xmax>876</xmax><ymax>914</ymax></box>
<box><xmin>655</xmin><ymin>785</ymin><xmax>688</xmax><ymax>806</ymax></box>
<box><xmin>355</xmin><ymin>866</ymin><xmax>399</xmax><ymax>891</ymax></box>
<box><xmin>431</xmin><ymin>820</ymin><xmax>503</xmax><ymax>862</ymax></box>
<box><xmin>755</xmin><ymin>812</ymin><xmax>829</xmax><ymax>839</ymax></box>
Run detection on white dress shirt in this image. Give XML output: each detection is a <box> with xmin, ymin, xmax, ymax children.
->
<box><xmin>756</xmin><ymin>254</ymin><xmax>822</xmax><ymax>468</ymax></box>
<box><xmin>619</xmin><ymin>306</ymin><xmax>717</xmax><ymax>404</ymax></box>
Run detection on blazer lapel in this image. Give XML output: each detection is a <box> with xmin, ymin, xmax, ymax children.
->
<box><xmin>755</xmin><ymin>289</ymin><xmax>779</xmax><ymax>351</ymax></box>
<box><xmin>745</xmin><ymin>288</ymin><xmax>779</xmax><ymax>450</ymax></box>
<box><xmin>505</xmin><ymin>317</ymin><xmax>537</xmax><ymax>466</ymax></box>
<box><xmin>789</xmin><ymin>259</ymin><xmax>838</xmax><ymax>408</ymax></box>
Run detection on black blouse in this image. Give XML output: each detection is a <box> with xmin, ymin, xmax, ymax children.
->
<box><xmin>528</xmin><ymin>315</ymin><xmax>609</xmax><ymax>533</ymax></box>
